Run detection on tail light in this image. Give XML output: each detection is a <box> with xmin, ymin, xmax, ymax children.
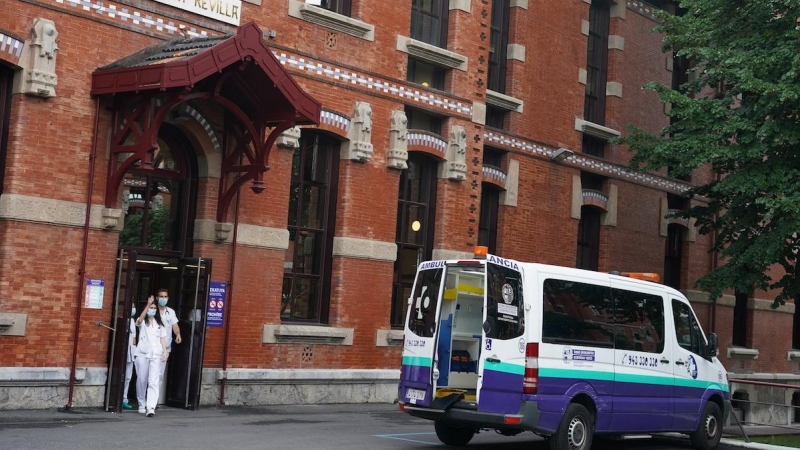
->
<box><xmin>523</xmin><ymin>343</ymin><xmax>539</xmax><ymax>395</ymax></box>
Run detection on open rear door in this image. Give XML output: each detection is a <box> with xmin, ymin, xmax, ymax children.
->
<box><xmin>399</xmin><ymin>261</ymin><xmax>446</xmax><ymax>407</ymax></box>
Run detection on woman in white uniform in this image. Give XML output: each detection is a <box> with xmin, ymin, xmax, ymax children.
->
<box><xmin>122</xmin><ymin>305</ymin><xmax>137</xmax><ymax>410</ymax></box>
<box><xmin>134</xmin><ymin>301</ymin><xmax>167</xmax><ymax>417</ymax></box>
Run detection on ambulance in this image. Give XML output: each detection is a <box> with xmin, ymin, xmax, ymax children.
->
<box><xmin>398</xmin><ymin>248</ymin><xmax>730</xmax><ymax>450</ymax></box>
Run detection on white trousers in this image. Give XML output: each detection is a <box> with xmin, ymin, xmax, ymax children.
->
<box><xmin>135</xmin><ymin>355</ymin><xmax>162</xmax><ymax>412</ymax></box>
<box><xmin>123</xmin><ymin>360</ymin><xmax>133</xmax><ymax>401</ymax></box>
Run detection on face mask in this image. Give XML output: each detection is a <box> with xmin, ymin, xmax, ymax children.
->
<box><xmin>147</xmin><ymin>309</ymin><xmax>157</xmax><ymax>317</ymax></box>
<box><xmin>131</xmin><ymin>307</ymin><xmax>136</xmax><ymax>316</ymax></box>
<box><xmin>158</xmin><ymin>298</ymin><xmax>168</xmax><ymax>306</ymax></box>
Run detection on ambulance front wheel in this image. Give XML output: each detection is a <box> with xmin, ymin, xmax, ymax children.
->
<box><xmin>549</xmin><ymin>403</ymin><xmax>594</xmax><ymax>450</ymax></box>
<box><xmin>690</xmin><ymin>401</ymin><xmax>722</xmax><ymax>450</ymax></box>
<box><xmin>434</xmin><ymin>420</ymin><xmax>475</xmax><ymax>446</ymax></box>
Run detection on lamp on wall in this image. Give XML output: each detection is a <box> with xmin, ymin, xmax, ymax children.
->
<box><xmin>550</xmin><ymin>148</ymin><xmax>574</xmax><ymax>163</ymax></box>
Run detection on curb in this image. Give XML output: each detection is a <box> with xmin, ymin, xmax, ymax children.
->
<box><xmin>721</xmin><ymin>437</ymin><xmax>796</xmax><ymax>450</ymax></box>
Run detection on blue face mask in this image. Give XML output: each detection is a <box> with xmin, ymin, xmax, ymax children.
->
<box><xmin>147</xmin><ymin>309</ymin><xmax>157</xmax><ymax>317</ymax></box>
<box><xmin>158</xmin><ymin>298</ymin><xmax>168</xmax><ymax>306</ymax></box>
<box><xmin>131</xmin><ymin>307</ymin><xmax>136</xmax><ymax>316</ymax></box>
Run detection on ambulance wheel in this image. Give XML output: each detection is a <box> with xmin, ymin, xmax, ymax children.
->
<box><xmin>690</xmin><ymin>401</ymin><xmax>722</xmax><ymax>450</ymax></box>
<box><xmin>550</xmin><ymin>403</ymin><xmax>593</xmax><ymax>450</ymax></box>
<box><xmin>434</xmin><ymin>420</ymin><xmax>475</xmax><ymax>446</ymax></box>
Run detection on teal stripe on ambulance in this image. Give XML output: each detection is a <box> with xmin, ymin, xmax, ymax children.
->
<box><xmin>484</xmin><ymin>361</ymin><xmax>525</xmax><ymax>376</ymax></box>
<box><xmin>540</xmin><ymin>368</ymin><xmax>729</xmax><ymax>392</ymax></box>
<box><xmin>402</xmin><ymin>356</ymin><xmax>433</xmax><ymax>367</ymax></box>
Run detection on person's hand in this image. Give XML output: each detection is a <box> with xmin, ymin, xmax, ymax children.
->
<box><xmin>175</xmin><ymin>335</ymin><xmax>182</xmax><ymax>344</ymax></box>
<box><xmin>161</xmin><ymin>353</ymin><xmax>168</xmax><ymax>361</ymax></box>
<box><xmin>147</xmin><ymin>295</ymin><xmax>155</xmax><ymax>306</ymax></box>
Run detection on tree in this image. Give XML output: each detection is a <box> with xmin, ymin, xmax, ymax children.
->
<box><xmin>619</xmin><ymin>0</ymin><xmax>800</xmax><ymax>307</ymax></box>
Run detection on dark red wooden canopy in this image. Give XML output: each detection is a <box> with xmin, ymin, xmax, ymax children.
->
<box><xmin>91</xmin><ymin>21</ymin><xmax>321</xmax><ymax>222</ymax></box>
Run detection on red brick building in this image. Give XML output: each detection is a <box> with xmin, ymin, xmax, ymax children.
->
<box><xmin>0</xmin><ymin>0</ymin><xmax>793</xmax><ymax>419</ymax></box>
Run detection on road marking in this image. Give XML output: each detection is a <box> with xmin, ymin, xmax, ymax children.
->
<box><xmin>374</xmin><ymin>432</ymin><xmax>440</xmax><ymax>445</ymax></box>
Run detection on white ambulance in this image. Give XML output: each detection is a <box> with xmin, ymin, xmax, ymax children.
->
<box><xmin>398</xmin><ymin>248</ymin><xmax>730</xmax><ymax>450</ymax></box>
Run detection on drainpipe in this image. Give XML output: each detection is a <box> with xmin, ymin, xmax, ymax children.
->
<box><xmin>66</xmin><ymin>97</ymin><xmax>101</xmax><ymax>409</ymax></box>
<box><xmin>219</xmin><ymin>188</ymin><xmax>240</xmax><ymax>405</ymax></box>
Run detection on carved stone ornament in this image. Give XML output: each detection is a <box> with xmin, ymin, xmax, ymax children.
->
<box><xmin>23</xmin><ymin>18</ymin><xmax>59</xmax><ymax>98</ymax></box>
<box><xmin>342</xmin><ymin>101</ymin><xmax>373</xmax><ymax>162</ymax></box>
<box><xmin>387</xmin><ymin>110</ymin><xmax>409</xmax><ymax>170</ymax></box>
<box><xmin>442</xmin><ymin>125</ymin><xmax>467</xmax><ymax>181</ymax></box>
<box><xmin>276</xmin><ymin>126</ymin><xmax>301</xmax><ymax>150</ymax></box>
<box><xmin>215</xmin><ymin>222</ymin><xmax>234</xmax><ymax>242</ymax></box>
<box><xmin>102</xmin><ymin>208</ymin><xmax>123</xmax><ymax>230</ymax></box>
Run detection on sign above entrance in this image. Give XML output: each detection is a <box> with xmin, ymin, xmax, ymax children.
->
<box><xmin>154</xmin><ymin>0</ymin><xmax>242</xmax><ymax>26</ymax></box>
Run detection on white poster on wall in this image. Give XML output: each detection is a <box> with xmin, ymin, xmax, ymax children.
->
<box><xmin>154</xmin><ymin>0</ymin><xmax>242</xmax><ymax>26</ymax></box>
<box><xmin>85</xmin><ymin>279</ymin><xmax>105</xmax><ymax>310</ymax></box>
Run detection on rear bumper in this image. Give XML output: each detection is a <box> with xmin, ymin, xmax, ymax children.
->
<box><xmin>401</xmin><ymin>400</ymin><xmax>543</xmax><ymax>432</ymax></box>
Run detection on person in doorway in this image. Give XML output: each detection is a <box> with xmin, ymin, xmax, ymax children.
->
<box><xmin>122</xmin><ymin>305</ymin><xmax>137</xmax><ymax>410</ymax></box>
<box><xmin>134</xmin><ymin>300</ymin><xmax>168</xmax><ymax>417</ymax></box>
<box><xmin>153</xmin><ymin>289</ymin><xmax>182</xmax><ymax>389</ymax></box>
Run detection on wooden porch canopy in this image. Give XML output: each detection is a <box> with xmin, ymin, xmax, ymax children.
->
<box><xmin>91</xmin><ymin>21</ymin><xmax>321</xmax><ymax>223</ymax></box>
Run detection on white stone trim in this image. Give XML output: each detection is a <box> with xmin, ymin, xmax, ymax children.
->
<box><xmin>332</xmin><ymin>237</ymin><xmax>397</xmax><ymax>262</ymax></box>
<box><xmin>606</xmin><ymin>81</ymin><xmax>623</xmax><ymax>98</ymax></box>
<box><xmin>574</xmin><ymin>118</ymin><xmax>621</xmax><ymax>141</ymax></box>
<box><xmin>288</xmin><ymin>0</ymin><xmax>375</xmax><ymax>41</ymax></box>
<box><xmin>510</xmin><ymin>0</ymin><xmax>528</xmax><ymax>8</ymax></box>
<box><xmin>194</xmin><ymin>219</ymin><xmax>289</xmax><ymax>249</ymax></box>
<box><xmin>0</xmin><ymin>193</ymin><xmax>121</xmax><ymax>230</ymax></box>
<box><xmin>472</xmin><ymin>101</ymin><xmax>486</xmax><ymax>125</ymax></box>
<box><xmin>578</xmin><ymin>68</ymin><xmax>587</xmax><ymax>85</ymax></box>
<box><xmin>449</xmin><ymin>0</ymin><xmax>470</xmax><ymax>12</ymax></box>
<box><xmin>608</xmin><ymin>35</ymin><xmax>625</xmax><ymax>51</ymax></box>
<box><xmin>376</xmin><ymin>329</ymin><xmax>404</xmax><ymax>347</ymax></box>
<box><xmin>748</xmin><ymin>297</ymin><xmax>795</xmax><ymax>314</ymax></box>
<box><xmin>507</xmin><ymin>43</ymin><xmax>525</xmax><ymax>62</ymax></box>
<box><xmin>215</xmin><ymin>368</ymin><xmax>399</xmax><ymax>383</ymax></box>
<box><xmin>397</xmin><ymin>35</ymin><xmax>468</xmax><ymax>71</ymax></box>
<box><xmin>0</xmin><ymin>367</ymin><xmax>107</xmax><ymax>386</ymax></box>
<box><xmin>262</xmin><ymin>324</ymin><xmax>354</xmax><ymax>345</ymax></box>
<box><xmin>486</xmin><ymin>89</ymin><xmax>524</xmax><ymax>113</ymax></box>
<box><xmin>788</xmin><ymin>351</ymin><xmax>800</xmax><ymax>361</ymax></box>
<box><xmin>0</xmin><ymin>312</ymin><xmax>27</xmax><ymax>336</ymax></box>
<box><xmin>684</xmin><ymin>290</ymin><xmax>736</xmax><ymax>307</ymax></box>
<box><xmin>581</xmin><ymin>20</ymin><xmax>590</xmax><ymax>36</ymax></box>
<box><xmin>728</xmin><ymin>347</ymin><xmax>759</xmax><ymax>360</ymax></box>
<box><xmin>432</xmin><ymin>249</ymin><xmax>473</xmax><ymax>260</ymax></box>
<box><xmin>499</xmin><ymin>159</ymin><xmax>519</xmax><ymax>207</ymax></box>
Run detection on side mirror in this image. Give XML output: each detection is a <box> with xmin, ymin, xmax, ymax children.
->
<box><xmin>706</xmin><ymin>332</ymin><xmax>719</xmax><ymax>358</ymax></box>
<box><xmin>482</xmin><ymin>319</ymin><xmax>492</xmax><ymax>335</ymax></box>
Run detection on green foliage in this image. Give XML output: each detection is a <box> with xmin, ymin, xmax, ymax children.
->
<box><xmin>618</xmin><ymin>0</ymin><xmax>800</xmax><ymax>307</ymax></box>
<box><xmin>119</xmin><ymin>207</ymin><xmax>171</xmax><ymax>249</ymax></box>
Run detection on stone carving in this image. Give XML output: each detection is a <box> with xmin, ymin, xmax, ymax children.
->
<box><xmin>276</xmin><ymin>126</ymin><xmax>301</xmax><ymax>150</ymax></box>
<box><xmin>342</xmin><ymin>102</ymin><xmax>373</xmax><ymax>162</ymax></box>
<box><xmin>22</xmin><ymin>18</ymin><xmax>59</xmax><ymax>98</ymax></box>
<box><xmin>441</xmin><ymin>125</ymin><xmax>467</xmax><ymax>181</ymax></box>
<box><xmin>101</xmin><ymin>208</ymin><xmax>123</xmax><ymax>230</ymax></box>
<box><xmin>387</xmin><ymin>110</ymin><xmax>409</xmax><ymax>170</ymax></box>
<box><xmin>215</xmin><ymin>222</ymin><xmax>233</xmax><ymax>242</ymax></box>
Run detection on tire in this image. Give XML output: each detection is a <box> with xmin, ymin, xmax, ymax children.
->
<box><xmin>690</xmin><ymin>401</ymin><xmax>722</xmax><ymax>450</ymax></box>
<box><xmin>549</xmin><ymin>403</ymin><xmax>594</xmax><ymax>450</ymax></box>
<box><xmin>434</xmin><ymin>420</ymin><xmax>476</xmax><ymax>446</ymax></box>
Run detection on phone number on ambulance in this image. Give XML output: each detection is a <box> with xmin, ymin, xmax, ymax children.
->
<box><xmin>406</xmin><ymin>339</ymin><xmax>427</xmax><ymax>348</ymax></box>
<box><xmin>624</xmin><ymin>355</ymin><xmax>659</xmax><ymax>367</ymax></box>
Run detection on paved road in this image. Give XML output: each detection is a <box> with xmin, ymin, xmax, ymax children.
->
<box><xmin>0</xmin><ymin>403</ymin><xmax>755</xmax><ymax>450</ymax></box>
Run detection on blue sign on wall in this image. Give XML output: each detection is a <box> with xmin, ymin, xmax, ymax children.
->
<box><xmin>207</xmin><ymin>281</ymin><xmax>226</xmax><ymax>327</ymax></box>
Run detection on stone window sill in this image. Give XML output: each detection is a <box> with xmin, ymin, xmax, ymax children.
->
<box><xmin>788</xmin><ymin>350</ymin><xmax>800</xmax><ymax>361</ymax></box>
<box><xmin>574</xmin><ymin>118</ymin><xmax>621</xmax><ymax>141</ymax></box>
<box><xmin>397</xmin><ymin>35</ymin><xmax>468</xmax><ymax>71</ymax></box>
<box><xmin>486</xmin><ymin>89</ymin><xmax>524</xmax><ymax>113</ymax></box>
<box><xmin>376</xmin><ymin>329</ymin><xmax>404</xmax><ymax>347</ymax></box>
<box><xmin>727</xmin><ymin>347</ymin><xmax>759</xmax><ymax>360</ymax></box>
<box><xmin>288</xmin><ymin>1</ymin><xmax>375</xmax><ymax>41</ymax></box>
<box><xmin>262</xmin><ymin>324</ymin><xmax>354</xmax><ymax>345</ymax></box>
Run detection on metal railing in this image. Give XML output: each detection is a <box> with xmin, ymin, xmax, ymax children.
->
<box><xmin>728</xmin><ymin>378</ymin><xmax>800</xmax><ymax>442</ymax></box>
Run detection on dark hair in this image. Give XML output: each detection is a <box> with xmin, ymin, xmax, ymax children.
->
<box><xmin>157</xmin><ymin>288</ymin><xmax>169</xmax><ymax>296</ymax></box>
<box><xmin>144</xmin><ymin>305</ymin><xmax>165</xmax><ymax>328</ymax></box>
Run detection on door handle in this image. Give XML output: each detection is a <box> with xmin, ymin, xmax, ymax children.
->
<box><xmin>660</xmin><ymin>358</ymin><xmax>670</xmax><ymax>364</ymax></box>
<box><xmin>675</xmin><ymin>360</ymin><xmax>685</xmax><ymax>366</ymax></box>
<box><xmin>486</xmin><ymin>357</ymin><xmax>501</xmax><ymax>363</ymax></box>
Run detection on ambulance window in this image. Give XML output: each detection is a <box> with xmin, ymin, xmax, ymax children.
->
<box><xmin>613</xmin><ymin>289</ymin><xmax>665</xmax><ymax>354</ymax></box>
<box><xmin>486</xmin><ymin>264</ymin><xmax>524</xmax><ymax>340</ymax></box>
<box><xmin>407</xmin><ymin>268</ymin><xmax>443</xmax><ymax>337</ymax></box>
<box><xmin>672</xmin><ymin>299</ymin><xmax>705</xmax><ymax>355</ymax></box>
<box><xmin>542</xmin><ymin>280</ymin><xmax>614</xmax><ymax>347</ymax></box>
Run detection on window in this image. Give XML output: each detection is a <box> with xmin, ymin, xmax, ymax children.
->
<box><xmin>732</xmin><ymin>291</ymin><xmax>749</xmax><ymax>347</ymax></box>
<box><xmin>408</xmin><ymin>58</ymin><xmax>445</xmax><ymax>90</ymax></box>
<box><xmin>486</xmin><ymin>262</ymin><xmax>524</xmax><ymax>340</ymax></box>
<box><xmin>488</xmin><ymin>0</ymin><xmax>510</xmax><ymax>93</ymax></box>
<box><xmin>576</xmin><ymin>206</ymin><xmax>601</xmax><ymax>271</ymax></box>
<box><xmin>405</xmin><ymin>106</ymin><xmax>443</xmax><ymax>135</ymax></box>
<box><xmin>672</xmin><ymin>299</ymin><xmax>706</xmax><ymax>356</ymax></box>
<box><xmin>613</xmin><ymin>289</ymin><xmax>665</xmax><ymax>354</ymax></box>
<box><xmin>478</xmin><ymin>185</ymin><xmax>499</xmax><ymax>253</ymax></box>
<box><xmin>0</xmin><ymin>65</ymin><xmax>13</xmax><ymax>197</ymax></box>
<box><xmin>411</xmin><ymin>0</ymin><xmax>449</xmax><ymax>48</ymax></box>
<box><xmin>485</xmin><ymin>106</ymin><xmax>507</xmax><ymax>130</ymax></box>
<box><xmin>584</xmin><ymin>0</ymin><xmax>610</xmax><ymax>125</ymax></box>
<box><xmin>664</xmin><ymin>224</ymin><xmax>683</xmax><ymax>290</ymax></box>
<box><xmin>392</xmin><ymin>154</ymin><xmax>438</xmax><ymax>327</ymax></box>
<box><xmin>406</xmin><ymin>266</ymin><xmax>444</xmax><ymax>337</ymax></box>
<box><xmin>542</xmin><ymin>279</ymin><xmax>614</xmax><ymax>347</ymax></box>
<box><xmin>308</xmin><ymin>0</ymin><xmax>351</xmax><ymax>15</ymax></box>
<box><xmin>282</xmin><ymin>132</ymin><xmax>340</xmax><ymax>323</ymax></box>
<box><xmin>582</xmin><ymin>134</ymin><xmax>606</xmax><ymax>158</ymax></box>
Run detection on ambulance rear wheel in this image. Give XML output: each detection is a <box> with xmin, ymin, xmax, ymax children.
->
<box><xmin>434</xmin><ymin>420</ymin><xmax>475</xmax><ymax>446</ymax></box>
<box><xmin>690</xmin><ymin>401</ymin><xmax>722</xmax><ymax>450</ymax></box>
<box><xmin>550</xmin><ymin>403</ymin><xmax>593</xmax><ymax>450</ymax></box>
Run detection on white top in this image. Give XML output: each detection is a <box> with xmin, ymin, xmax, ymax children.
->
<box><xmin>126</xmin><ymin>318</ymin><xmax>136</xmax><ymax>363</ymax></box>
<box><xmin>160</xmin><ymin>306</ymin><xmax>178</xmax><ymax>352</ymax></box>
<box><xmin>135</xmin><ymin>319</ymin><xmax>167</xmax><ymax>359</ymax></box>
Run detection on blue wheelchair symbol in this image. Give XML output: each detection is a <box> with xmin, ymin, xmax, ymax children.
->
<box><xmin>485</xmin><ymin>339</ymin><xmax>492</xmax><ymax>351</ymax></box>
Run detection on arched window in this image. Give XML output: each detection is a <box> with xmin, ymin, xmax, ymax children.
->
<box><xmin>282</xmin><ymin>132</ymin><xmax>340</xmax><ymax>323</ymax></box>
<box><xmin>391</xmin><ymin>153</ymin><xmax>438</xmax><ymax>327</ymax></box>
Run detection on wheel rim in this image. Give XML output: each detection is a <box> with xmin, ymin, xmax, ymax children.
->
<box><xmin>704</xmin><ymin>413</ymin><xmax>718</xmax><ymax>440</ymax></box>
<box><xmin>567</xmin><ymin>416</ymin><xmax>587</xmax><ymax>450</ymax></box>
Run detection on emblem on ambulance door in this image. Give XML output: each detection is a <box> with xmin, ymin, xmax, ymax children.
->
<box><xmin>502</xmin><ymin>284</ymin><xmax>514</xmax><ymax>304</ymax></box>
<box><xmin>686</xmin><ymin>355</ymin><xmax>698</xmax><ymax>379</ymax></box>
